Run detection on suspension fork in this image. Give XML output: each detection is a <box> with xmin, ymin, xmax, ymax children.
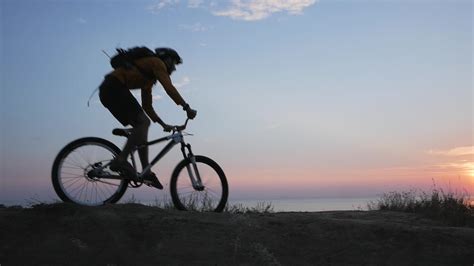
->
<box><xmin>180</xmin><ymin>142</ymin><xmax>204</xmax><ymax>190</ymax></box>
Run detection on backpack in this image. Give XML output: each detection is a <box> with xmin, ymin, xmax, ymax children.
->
<box><xmin>88</xmin><ymin>46</ymin><xmax>157</xmax><ymax>107</ymax></box>
<box><xmin>110</xmin><ymin>46</ymin><xmax>156</xmax><ymax>79</ymax></box>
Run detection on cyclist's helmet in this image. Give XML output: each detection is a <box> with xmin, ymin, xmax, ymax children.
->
<box><xmin>155</xmin><ymin>47</ymin><xmax>182</xmax><ymax>65</ymax></box>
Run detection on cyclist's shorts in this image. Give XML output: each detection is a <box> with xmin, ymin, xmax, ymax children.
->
<box><xmin>99</xmin><ymin>75</ymin><xmax>143</xmax><ymax>126</ymax></box>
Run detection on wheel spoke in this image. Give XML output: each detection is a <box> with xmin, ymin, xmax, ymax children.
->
<box><xmin>61</xmin><ymin>165</ymin><xmax>84</xmax><ymax>170</ymax></box>
<box><xmin>63</xmin><ymin>160</ymin><xmax>84</xmax><ymax>170</ymax></box>
<box><xmin>77</xmin><ymin>148</ymin><xmax>93</xmax><ymax>167</ymax></box>
<box><xmin>61</xmin><ymin>171</ymin><xmax>83</xmax><ymax>177</ymax></box>
<box><xmin>61</xmin><ymin>176</ymin><xmax>84</xmax><ymax>180</ymax></box>
<box><xmin>76</xmin><ymin>181</ymin><xmax>86</xmax><ymax>201</ymax></box>
<box><xmin>64</xmin><ymin>177</ymin><xmax>83</xmax><ymax>189</ymax></box>
<box><xmin>205</xmin><ymin>188</ymin><xmax>220</xmax><ymax>198</ymax></box>
<box><xmin>96</xmin><ymin>184</ymin><xmax>108</xmax><ymax>201</ymax></box>
<box><xmin>71</xmin><ymin>151</ymin><xmax>88</xmax><ymax>168</ymax></box>
<box><xmin>95</xmin><ymin>179</ymin><xmax>121</xmax><ymax>187</ymax></box>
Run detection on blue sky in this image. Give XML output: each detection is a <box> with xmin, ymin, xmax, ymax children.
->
<box><xmin>1</xmin><ymin>0</ymin><xmax>472</xmax><ymax>204</ymax></box>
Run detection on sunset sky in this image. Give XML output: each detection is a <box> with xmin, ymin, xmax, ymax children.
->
<box><xmin>1</xmin><ymin>0</ymin><xmax>472</xmax><ymax>205</ymax></box>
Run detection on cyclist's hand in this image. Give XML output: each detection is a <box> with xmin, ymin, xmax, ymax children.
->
<box><xmin>162</xmin><ymin>124</ymin><xmax>173</xmax><ymax>132</ymax></box>
<box><xmin>186</xmin><ymin>108</ymin><xmax>197</xmax><ymax>120</ymax></box>
<box><xmin>183</xmin><ymin>103</ymin><xmax>197</xmax><ymax>120</ymax></box>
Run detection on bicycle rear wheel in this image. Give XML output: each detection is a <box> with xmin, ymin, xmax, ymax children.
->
<box><xmin>170</xmin><ymin>155</ymin><xmax>228</xmax><ymax>212</ymax></box>
<box><xmin>51</xmin><ymin>137</ymin><xmax>128</xmax><ymax>206</ymax></box>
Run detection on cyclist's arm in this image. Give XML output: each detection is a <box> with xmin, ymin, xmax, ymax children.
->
<box><xmin>152</xmin><ymin>59</ymin><xmax>187</xmax><ymax>107</ymax></box>
<box><xmin>141</xmin><ymin>84</ymin><xmax>166</xmax><ymax>126</ymax></box>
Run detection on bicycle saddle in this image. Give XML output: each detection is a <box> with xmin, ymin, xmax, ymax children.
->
<box><xmin>112</xmin><ymin>128</ymin><xmax>133</xmax><ymax>137</ymax></box>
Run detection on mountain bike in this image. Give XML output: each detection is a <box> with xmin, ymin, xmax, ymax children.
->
<box><xmin>51</xmin><ymin>119</ymin><xmax>228</xmax><ymax>212</ymax></box>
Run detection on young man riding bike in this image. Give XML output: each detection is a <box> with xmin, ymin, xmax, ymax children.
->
<box><xmin>98</xmin><ymin>47</ymin><xmax>197</xmax><ymax>189</ymax></box>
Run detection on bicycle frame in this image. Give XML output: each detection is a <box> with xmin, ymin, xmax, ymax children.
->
<box><xmin>86</xmin><ymin>118</ymin><xmax>204</xmax><ymax>189</ymax></box>
<box><xmin>127</xmin><ymin>130</ymin><xmax>204</xmax><ymax>189</ymax></box>
<box><xmin>131</xmin><ymin>131</ymin><xmax>182</xmax><ymax>176</ymax></box>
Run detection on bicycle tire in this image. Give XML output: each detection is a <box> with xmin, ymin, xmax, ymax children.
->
<box><xmin>170</xmin><ymin>155</ymin><xmax>228</xmax><ymax>212</ymax></box>
<box><xmin>51</xmin><ymin>137</ymin><xmax>128</xmax><ymax>206</ymax></box>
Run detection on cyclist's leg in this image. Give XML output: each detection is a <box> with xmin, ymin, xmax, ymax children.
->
<box><xmin>129</xmin><ymin>111</ymin><xmax>162</xmax><ymax>189</ymax></box>
<box><xmin>128</xmin><ymin>111</ymin><xmax>151</xmax><ymax>173</ymax></box>
<box><xmin>99</xmin><ymin>75</ymin><xmax>145</xmax><ymax>172</ymax></box>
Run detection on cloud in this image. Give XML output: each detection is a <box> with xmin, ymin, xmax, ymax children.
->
<box><xmin>148</xmin><ymin>0</ymin><xmax>317</xmax><ymax>21</ymax></box>
<box><xmin>147</xmin><ymin>0</ymin><xmax>180</xmax><ymax>14</ymax></box>
<box><xmin>435</xmin><ymin>161</ymin><xmax>474</xmax><ymax>178</ymax></box>
<box><xmin>426</xmin><ymin>146</ymin><xmax>474</xmax><ymax>179</ymax></box>
<box><xmin>179</xmin><ymin>22</ymin><xmax>208</xmax><ymax>32</ymax></box>
<box><xmin>212</xmin><ymin>0</ymin><xmax>318</xmax><ymax>21</ymax></box>
<box><xmin>428</xmin><ymin>146</ymin><xmax>474</xmax><ymax>157</ymax></box>
<box><xmin>149</xmin><ymin>76</ymin><xmax>190</xmax><ymax>102</ymax></box>
<box><xmin>174</xmin><ymin>76</ymin><xmax>191</xmax><ymax>88</ymax></box>
<box><xmin>437</xmin><ymin>161</ymin><xmax>474</xmax><ymax>169</ymax></box>
<box><xmin>131</xmin><ymin>90</ymin><xmax>163</xmax><ymax>102</ymax></box>
<box><xmin>77</xmin><ymin>18</ymin><xmax>87</xmax><ymax>24</ymax></box>
<box><xmin>152</xmin><ymin>94</ymin><xmax>163</xmax><ymax>101</ymax></box>
<box><xmin>265</xmin><ymin>122</ymin><xmax>282</xmax><ymax>130</ymax></box>
<box><xmin>188</xmin><ymin>0</ymin><xmax>204</xmax><ymax>8</ymax></box>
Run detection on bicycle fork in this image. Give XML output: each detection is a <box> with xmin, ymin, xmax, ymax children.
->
<box><xmin>180</xmin><ymin>143</ymin><xmax>204</xmax><ymax>191</ymax></box>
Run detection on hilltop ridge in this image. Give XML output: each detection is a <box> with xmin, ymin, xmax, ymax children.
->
<box><xmin>1</xmin><ymin>203</ymin><xmax>473</xmax><ymax>265</ymax></box>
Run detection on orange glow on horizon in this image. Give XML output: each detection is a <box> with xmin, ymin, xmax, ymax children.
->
<box><xmin>467</xmin><ymin>163</ymin><xmax>474</xmax><ymax>178</ymax></box>
<box><xmin>227</xmin><ymin>163</ymin><xmax>474</xmax><ymax>194</ymax></box>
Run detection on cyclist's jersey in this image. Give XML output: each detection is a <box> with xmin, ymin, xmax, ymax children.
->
<box><xmin>108</xmin><ymin>57</ymin><xmax>185</xmax><ymax>122</ymax></box>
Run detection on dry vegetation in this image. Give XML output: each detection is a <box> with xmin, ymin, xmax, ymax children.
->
<box><xmin>368</xmin><ymin>187</ymin><xmax>474</xmax><ymax>227</ymax></box>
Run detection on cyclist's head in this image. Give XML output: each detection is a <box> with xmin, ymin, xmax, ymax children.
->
<box><xmin>155</xmin><ymin>47</ymin><xmax>182</xmax><ymax>75</ymax></box>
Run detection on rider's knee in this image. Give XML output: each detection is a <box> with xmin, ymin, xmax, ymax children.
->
<box><xmin>132</xmin><ymin>112</ymin><xmax>150</xmax><ymax>129</ymax></box>
<box><xmin>141</xmin><ymin>116</ymin><xmax>151</xmax><ymax>129</ymax></box>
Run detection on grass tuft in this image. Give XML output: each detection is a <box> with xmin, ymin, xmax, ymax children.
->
<box><xmin>224</xmin><ymin>201</ymin><xmax>274</xmax><ymax>214</ymax></box>
<box><xmin>151</xmin><ymin>195</ymin><xmax>175</xmax><ymax>210</ymax></box>
<box><xmin>368</xmin><ymin>187</ymin><xmax>474</xmax><ymax>227</ymax></box>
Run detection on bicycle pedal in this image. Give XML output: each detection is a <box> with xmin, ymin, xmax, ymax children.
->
<box><xmin>143</xmin><ymin>180</ymin><xmax>154</xmax><ymax>186</ymax></box>
<box><xmin>142</xmin><ymin>179</ymin><xmax>164</xmax><ymax>190</ymax></box>
<box><xmin>129</xmin><ymin>176</ymin><xmax>141</xmax><ymax>182</ymax></box>
<box><xmin>129</xmin><ymin>179</ymin><xmax>143</xmax><ymax>187</ymax></box>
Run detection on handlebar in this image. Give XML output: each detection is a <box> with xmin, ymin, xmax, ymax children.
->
<box><xmin>172</xmin><ymin>118</ymin><xmax>190</xmax><ymax>132</ymax></box>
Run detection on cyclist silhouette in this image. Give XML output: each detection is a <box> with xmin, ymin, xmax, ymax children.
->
<box><xmin>98</xmin><ymin>47</ymin><xmax>197</xmax><ymax>189</ymax></box>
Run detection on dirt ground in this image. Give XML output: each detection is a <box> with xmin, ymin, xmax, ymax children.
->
<box><xmin>0</xmin><ymin>203</ymin><xmax>473</xmax><ymax>266</ymax></box>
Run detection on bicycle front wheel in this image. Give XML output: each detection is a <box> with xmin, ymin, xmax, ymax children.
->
<box><xmin>170</xmin><ymin>156</ymin><xmax>228</xmax><ymax>212</ymax></box>
<box><xmin>51</xmin><ymin>137</ymin><xmax>128</xmax><ymax>206</ymax></box>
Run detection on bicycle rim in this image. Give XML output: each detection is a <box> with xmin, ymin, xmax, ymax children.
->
<box><xmin>53</xmin><ymin>138</ymin><xmax>128</xmax><ymax>206</ymax></box>
<box><xmin>171</xmin><ymin>156</ymin><xmax>228</xmax><ymax>212</ymax></box>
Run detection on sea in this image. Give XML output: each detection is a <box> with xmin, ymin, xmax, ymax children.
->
<box><xmin>227</xmin><ymin>197</ymin><xmax>377</xmax><ymax>212</ymax></box>
<box><xmin>5</xmin><ymin>195</ymin><xmax>473</xmax><ymax>212</ymax></box>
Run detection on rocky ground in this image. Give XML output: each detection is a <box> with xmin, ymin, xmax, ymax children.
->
<box><xmin>0</xmin><ymin>203</ymin><xmax>473</xmax><ymax>265</ymax></box>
